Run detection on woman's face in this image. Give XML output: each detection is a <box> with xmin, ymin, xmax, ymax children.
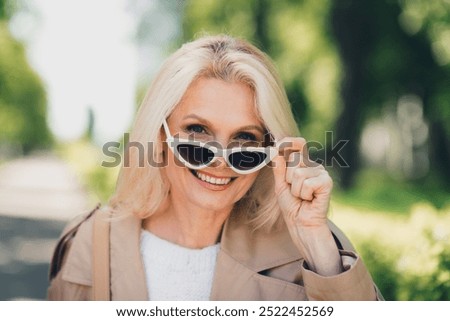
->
<box><xmin>163</xmin><ymin>77</ymin><xmax>265</xmax><ymax>213</ymax></box>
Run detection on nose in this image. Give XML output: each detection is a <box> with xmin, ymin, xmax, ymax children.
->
<box><xmin>210</xmin><ymin>156</ymin><xmax>228</xmax><ymax>169</ymax></box>
<box><xmin>205</xmin><ymin>139</ymin><xmax>230</xmax><ymax>170</ymax></box>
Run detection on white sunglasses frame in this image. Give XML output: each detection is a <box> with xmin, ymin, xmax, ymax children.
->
<box><xmin>162</xmin><ymin>119</ymin><xmax>278</xmax><ymax>175</ymax></box>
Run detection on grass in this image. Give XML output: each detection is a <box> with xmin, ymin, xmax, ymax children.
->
<box><xmin>330</xmin><ymin>201</ymin><xmax>450</xmax><ymax>300</ymax></box>
<box><xmin>332</xmin><ymin>169</ymin><xmax>450</xmax><ymax>215</ymax></box>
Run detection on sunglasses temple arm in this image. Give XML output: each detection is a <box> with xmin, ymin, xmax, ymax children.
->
<box><xmin>162</xmin><ymin>119</ymin><xmax>172</xmax><ymax>139</ymax></box>
<box><xmin>273</xmin><ymin>140</ymin><xmax>280</xmax><ymax>151</ymax></box>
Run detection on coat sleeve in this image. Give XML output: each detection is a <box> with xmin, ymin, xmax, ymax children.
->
<box><xmin>299</xmin><ymin>221</ymin><xmax>383</xmax><ymax>301</ymax></box>
<box><xmin>301</xmin><ymin>250</ymin><xmax>381</xmax><ymax>300</ymax></box>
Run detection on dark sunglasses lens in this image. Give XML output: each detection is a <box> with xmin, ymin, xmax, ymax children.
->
<box><xmin>229</xmin><ymin>151</ymin><xmax>267</xmax><ymax>170</ymax></box>
<box><xmin>176</xmin><ymin>144</ymin><xmax>214</xmax><ymax>166</ymax></box>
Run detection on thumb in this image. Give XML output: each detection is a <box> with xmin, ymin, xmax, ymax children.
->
<box><xmin>271</xmin><ymin>154</ymin><xmax>288</xmax><ymax>196</ymax></box>
<box><xmin>271</xmin><ymin>154</ymin><xmax>301</xmax><ymax>219</ymax></box>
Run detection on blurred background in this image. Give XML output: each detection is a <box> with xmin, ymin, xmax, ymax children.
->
<box><xmin>0</xmin><ymin>0</ymin><xmax>449</xmax><ymax>300</ymax></box>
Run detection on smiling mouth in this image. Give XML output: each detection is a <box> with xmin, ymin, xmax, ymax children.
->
<box><xmin>189</xmin><ymin>169</ymin><xmax>237</xmax><ymax>186</ymax></box>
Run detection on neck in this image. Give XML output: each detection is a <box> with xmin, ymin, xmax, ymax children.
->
<box><xmin>142</xmin><ymin>193</ymin><xmax>233</xmax><ymax>249</ymax></box>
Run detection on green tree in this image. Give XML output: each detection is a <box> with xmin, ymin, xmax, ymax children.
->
<box><xmin>0</xmin><ymin>0</ymin><xmax>52</xmax><ymax>154</ymax></box>
<box><xmin>182</xmin><ymin>0</ymin><xmax>450</xmax><ymax>190</ymax></box>
<box><xmin>330</xmin><ymin>0</ymin><xmax>450</xmax><ymax>188</ymax></box>
<box><xmin>182</xmin><ymin>0</ymin><xmax>341</xmax><ymax>185</ymax></box>
<box><xmin>182</xmin><ymin>0</ymin><xmax>339</xmax><ymax>141</ymax></box>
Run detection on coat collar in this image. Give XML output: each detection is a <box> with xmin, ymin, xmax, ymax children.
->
<box><xmin>62</xmin><ymin>208</ymin><xmax>303</xmax><ymax>300</ymax></box>
<box><xmin>219</xmin><ymin>212</ymin><xmax>303</xmax><ymax>272</ymax></box>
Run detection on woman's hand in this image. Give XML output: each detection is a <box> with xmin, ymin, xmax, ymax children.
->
<box><xmin>271</xmin><ymin>137</ymin><xmax>343</xmax><ymax>276</ymax></box>
<box><xmin>272</xmin><ymin>137</ymin><xmax>332</xmax><ymax>227</ymax></box>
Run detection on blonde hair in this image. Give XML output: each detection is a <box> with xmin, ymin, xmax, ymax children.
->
<box><xmin>109</xmin><ymin>35</ymin><xmax>299</xmax><ymax>230</ymax></box>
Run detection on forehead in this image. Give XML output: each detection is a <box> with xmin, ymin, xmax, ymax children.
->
<box><xmin>171</xmin><ymin>77</ymin><xmax>262</xmax><ymax>127</ymax></box>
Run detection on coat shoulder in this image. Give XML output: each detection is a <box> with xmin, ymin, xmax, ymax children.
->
<box><xmin>47</xmin><ymin>205</ymin><xmax>99</xmax><ymax>300</ymax></box>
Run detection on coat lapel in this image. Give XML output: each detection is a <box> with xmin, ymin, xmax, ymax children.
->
<box><xmin>109</xmin><ymin>212</ymin><xmax>149</xmax><ymax>300</ymax></box>
<box><xmin>210</xmin><ymin>213</ymin><xmax>304</xmax><ymax>300</ymax></box>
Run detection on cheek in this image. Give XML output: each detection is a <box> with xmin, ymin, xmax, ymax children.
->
<box><xmin>244</xmin><ymin>173</ymin><xmax>259</xmax><ymax>187</ymax></box>
<box><xmin>162</xmin><ymin>152</ymin><xmax>185</xmax><ymax>186</ymax></box>
<box><xmin>234</xmin><ymin>172</ymin><xmax>259</xmax><ymax>197</ymax></box>
<box><xmin>164</xmin><ymin>146</ymin><xmax>186</xmax><ymax>174</ymax></box>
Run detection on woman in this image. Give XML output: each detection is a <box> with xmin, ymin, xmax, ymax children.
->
<box><xmin>48</xmin><ymin>35</ymin><xmax>381</xmax><ymax>300</ymax></box>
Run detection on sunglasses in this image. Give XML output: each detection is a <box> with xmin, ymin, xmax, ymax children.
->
<box><xmin>162</xmin><ymin>119</ymin><xmax>278</xmax><ymax>174</ymax></box>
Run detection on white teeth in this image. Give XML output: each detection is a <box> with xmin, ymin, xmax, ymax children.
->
<box><xmin>194</xmin><ymin>171</ymin><xmax>231</xmax><ymax>185</ymax></box>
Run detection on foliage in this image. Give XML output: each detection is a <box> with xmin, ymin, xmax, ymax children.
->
<box><xmin>56</xmin><ymin>140</ymin><xmax>119</xmax><ymax>203</ymax></box>
<box><xmin>182</xmin><ymin>0</ymin><xmax>450</xmax><ymax>189</ymax></box>
<box><xmin>357</xmin><ymin>240</ymin><xmax>401</xmax><ymax>300</ymax></box>
<box><xmin>0</xmin><ymin>21</ymin><xmax>52</xmax><ymax>154</ymax></box>
<box><xmin>328</xmin><ymin>0</ymin><xmax>450</xmax><ymax>188</ymax></box>
<box><xmin>332</xmin><ymin>202</ymin><xmax>450</xmax><ymax>300</ymax></box>
<box><xmin>182</xmin><ymin>0</ymin><xmax>340</xmax><ymax>143</ymax></box>
<box><xmin>0</xmin><ymin>0</ymin><xmax>14</xmax><ymax>20</ymax></box>
<box><xmin>333</xmin><ymin>169</ymin><xmax>450</xmax><ymax>214</ymax></box>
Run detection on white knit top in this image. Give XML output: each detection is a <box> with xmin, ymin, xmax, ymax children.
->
<box><xmin>140</xmin><ymin>229</ymin><xmax>220</xmax><ymax>300</ymax></box>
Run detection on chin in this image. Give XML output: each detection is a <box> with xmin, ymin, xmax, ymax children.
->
<box><xmin>187</xmin><ymin>184</ymin><xmax>238</xmax><ymax>211</ymax></box>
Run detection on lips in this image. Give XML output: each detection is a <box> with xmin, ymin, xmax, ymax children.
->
<box><xmin>189</xmin><ymin>169</ymin><xmax>236</xmax><ymax>186</ymax></box>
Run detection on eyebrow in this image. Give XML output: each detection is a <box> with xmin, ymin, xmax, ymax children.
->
<box><xmin>182</xmin><ymin>114</ymin><xmax>266</xmax><ymax>135</ymax></box>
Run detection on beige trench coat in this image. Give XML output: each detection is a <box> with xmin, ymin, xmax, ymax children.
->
<box><xmin>47</xmin><ymin>207</ymin><xmax>381</xmax><ymax>301</ymax></box>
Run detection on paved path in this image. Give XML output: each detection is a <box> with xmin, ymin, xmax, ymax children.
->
<box><xmin>0</xmin><ymin>154</ymin><xmax>93</xmax><ymax>300</ymax></box>
<box><xmin>0</xmin><ymin>154</ymin><xmax>90</xmax><ymax>221</ymax></box>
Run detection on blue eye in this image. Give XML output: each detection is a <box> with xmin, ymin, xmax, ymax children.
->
<box><xmin>236</xmin><ymin>132</ymin><xmax>257</xmax><ymax>141</ymax></box>
<box><xmin>186</xmin><ymin>124</ymin><xmax>206</xmax><ymax>134</ymax></box>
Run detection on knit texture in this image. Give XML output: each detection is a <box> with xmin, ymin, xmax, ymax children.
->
<box><xmin>140</xmin><ymin>229</ymin><xmax>220</xmax><ymax>300</ymax></box>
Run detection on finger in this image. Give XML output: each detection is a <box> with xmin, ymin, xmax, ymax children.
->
<box><xmin>286</xmin><ymin>153</ymin><xmax>306</xmax><ymax>183</ymax></box>
<box><xmin>289</xmin><ymin>167</ymin><xmax>325</xmax><ymax>197</ymax></box>
<box><xmin>300</xmin><ymin>173</ymin><xmax>333</xmax><ymax>201</ymax></box>
<box><xmin>276</xmin><ymin>137</ymin><xmax>308</xmax><ymax>161</ymax></box>
<box><xmin>286</xmin><ymin>153</ymin><xmax>325</xmax><ymax>183</ymax></box>
<box><xmin>290</xmin><ymin>172</ymin><xmax>303</xmax><ymax>198</ymax></box>
<box><xmin>271</xmin><ymin>154</ymin><xmax>288</xmax><ymax>196</ymax></box>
